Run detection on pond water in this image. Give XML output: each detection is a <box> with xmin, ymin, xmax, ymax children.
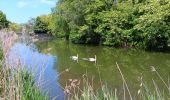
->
<box><xmin>9</xmin><ymin>39</ymin><xmax>170</xmax><ymax>99</ymax></box>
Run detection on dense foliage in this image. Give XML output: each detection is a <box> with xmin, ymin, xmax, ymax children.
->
<box><xmin>33</xmin><ymin>0</ymin><xmax>170</xmax><ymax>50</ymax></box>
<box><xmin>0</xmin><ymin>11</ymin><xmax>8</xmax><ymax>29</ymax></box>
<box><xmin>33</xmin><ymin>15</ymin><xmax>53</xmax><ymax>35</ymax></box>
<box><xmin>8</xmin><ymin>22</ymin><xmax>22</xmax><ymax>32</ymax></box>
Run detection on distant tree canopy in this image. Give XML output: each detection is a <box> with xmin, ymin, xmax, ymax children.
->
<box><xmin>33</xmin><ymin>15</ymin><xmax>53</xmax><ymax>35</ymax></box>
<box><xmin>0</xmin><ymin>11</ymin><xmax>9</xmax><ymax>29</ymax></box>
<box><xmin>33</xmin><ymin>0</ymin><xmax>170</xmax><ymax>50</ymax></box>
<box><xmin>8</xmin><ymin>22</ymin><xmax>22</xmax><ymax>32</ymax></box>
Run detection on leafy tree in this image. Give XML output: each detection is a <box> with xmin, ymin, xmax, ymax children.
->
<box><xmin>33</xmin><ymin>15</ymin><xmax>54</xmax><ymax>35</ymax></box>
<box><xmin>41</xmin><ymin>0</ymin><xmax>170</xmax><ymax>50</ymax></box>
<box><xmin>34</xmin><ymin>16</ymin><xmax>49</xmax><ymax>34</ymax></box>
<box><xmin>0</xmin><ymin>11</ymin><xmax>8</xmax><ymax>29</ymax></box>
<box><xmin>9</xmin><ymin>22</ymin><xmax>22</xmax><ymax>32</ymax></box>
<box><xmin>134</xmin><ymin>0</ymin><xmax>170</xmax><ymax>49</ymax></box>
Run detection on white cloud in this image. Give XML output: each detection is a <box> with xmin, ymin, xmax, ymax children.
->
<box><xmin>17</xmin><ymin>1</ymin><xmax>28</xmax><ymax>8</ymax></box>
<box><xmin>41</xmin><ymin>0</ymin><xmax>55</xmax><ymax>5</ymax></box>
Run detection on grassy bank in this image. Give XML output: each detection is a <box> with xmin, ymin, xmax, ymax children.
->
<box><xmin>0</xmin><ymin>48</ymin><xmax>3</xmax><ymax>96</ymax></box>
<box><xmin>0</xmin><ymin>64</ymin><xmax>49</xmax><ymax>100</ymax></box>
<box><xmin>0</xmin><ymin>30</ymin><xmax>49</xmax><ymax>100</ymax></box>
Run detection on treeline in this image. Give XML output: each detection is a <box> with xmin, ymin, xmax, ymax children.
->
<box><xmin>33</xmin><ymin>0</ymin><xmax>170</xmax><ymax>50</ymax></box>
<box><xmin>0</xmin><ymin>10</ymin><xmax>22</xmax><ymax>32</ymax></box>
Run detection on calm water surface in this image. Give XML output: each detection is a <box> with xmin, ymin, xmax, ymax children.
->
<box><xmin>9</xmin><ymin>39</ymin><xmax>170</xmax><ymax>99</ymax></box>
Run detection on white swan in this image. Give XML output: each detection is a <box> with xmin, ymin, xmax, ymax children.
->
<box><xmin>89</xmin><ymin>55</ymin><xmax>97</xmax><ymax>63</ymax></box>
<box><xmin>70</xmin><ymin>54</ymin><xmax>78</xmax><ymax>61</ymax></box>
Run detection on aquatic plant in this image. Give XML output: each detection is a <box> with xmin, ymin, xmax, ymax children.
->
<box><xmin>63</xmin><ymin>63</ymin><xmax>170</xmax><ymax>100</ymax></box>
<box><xmin>0</xmin><ymin>30</ymin><xmax>49</xmax><ymax>100</ymax></box>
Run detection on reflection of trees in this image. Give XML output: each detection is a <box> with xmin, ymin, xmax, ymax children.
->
<box><xmin>36</xmin><ymin>39</ymin><xmax>170</xmax><ymax>96</ymax></box>
<box><xmin>35</xmin><ymin>41</ymin><xmax>49</xmax><ymax>52</ymax></box>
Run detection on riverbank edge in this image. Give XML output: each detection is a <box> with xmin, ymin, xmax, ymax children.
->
<box><xmin>0</xmin><ymin>30</ymin><xmax>49</xmax><ymax>100</ymax></box>
<box><xmin>1</xmin><ymin>30</ymin><xmax>170</xmax><ymax>99</ymax></box>
<box><xmin>29</xmin><ymin>33</ymin><xmax>170</xmax><ymax>53</ymax></box>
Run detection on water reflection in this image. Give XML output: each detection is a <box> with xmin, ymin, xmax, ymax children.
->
<box><xmin>8</xmin><ymin>43</ymin><xmax>64</xmax><ymax>99</ymax></box>
<box><xmin>36</xmin><ymin>39</ymin><xmax>170</xmax><ymax>99</ymax></box>
<box><xmin>6</xmin><ymin>39</ymin><xmax>170</xmax><ymax>99</ymax></box>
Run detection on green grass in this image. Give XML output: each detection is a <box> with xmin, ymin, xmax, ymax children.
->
<box><xmin>0</xmin><ymin>47</ymin><xmax>4</xmax><ymax>96</ymax></box>
<box><xmin>63</xmin><ymin>63</ymin><xmax>170</xmax><ymax>100</ymax></box>
<box><xmin>0</xmin><ymin>30</ymin><xmax>49</xmax><ymax>100</ymax></box>
<box><xmin>20</xmin><ymin>70</ymin><xmax>49</xmax><ymax>100</ymax></box>
<box><xmin>64</xmin><ymin>77</ymin><xmax>170</xmax><ymax>100</ymax></box>
<box><xmin>0</xmin><ymin>65</ymin><xmax>49</xmax><ymax>100</ymax></box>
<box><xmin>0</xmin><ymin>48</ymin><xmax>49</xmax><ymax>100</ymax></box>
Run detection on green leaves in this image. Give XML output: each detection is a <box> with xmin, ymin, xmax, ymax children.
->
<box><xmin>135</xmin><ymin>0</ymin><xmax>170</xmax><ymax>49</ymax></box>
<box><xmin>9</xmin><ymin>22</ymin><xmax>22</xmax><ymax>32</ymax></box>
<box><xmin>0</xmin><ymin>11</ymin><xmax>8</xmax><ymax>29</ymax></box>
<box><xmin>33</xmin><ymin>15</ymin><xmax>53</xmax><ymax>34</ymax></box>
<box><xmin>49</xmin><ymin>0</ymin><xmax>170</xmax><ymax>50</ymax></box>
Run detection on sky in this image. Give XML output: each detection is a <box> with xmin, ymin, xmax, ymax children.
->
<box><xmin>0</xmin><ymin>0</ymin><xmax>57</xmax><ymax>23</ymax></box>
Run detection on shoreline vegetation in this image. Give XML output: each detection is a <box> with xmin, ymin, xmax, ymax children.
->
<box><xmin>0</xmin><ymin>0</ymin><xmax>170</xmax><ymax>100</ymax></box>
<box><xmin>26</xmin><ymin>0</ymin><xmax>170</xmax><ymax>51</ymax></box>
<box><xmin>0</xmin><ymin>0</ymin><xmax>170</xmax><ymax>51</ymax></box>
<box><xmin>0</xmin><ymin>30</ymin><xmax>169</xmax><ymax>99</ymax></box>
<box><xmin>63</xmin><ymin>64</ymin><xmax>170</xmax><ymax>100</ymax></box>
<box><xmin>0</xmin><ymin>30</ymin><xmax>49</xmax><ymax>100</ymax></box>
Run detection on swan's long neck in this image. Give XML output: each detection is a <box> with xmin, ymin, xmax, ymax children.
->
<box><xmin>77</xmin><ymin>54</ymin><xmax>79</xmax><ymax>63</ymax></box>
<box><xmin>95</xmin><ymin>55</ymin><xmax>96</xmax><ymax>60</ymax></box>
<box><xmin>95</xmin><ymin>55</ymin><xmax>97</xmax><ymax>65</ymax></box>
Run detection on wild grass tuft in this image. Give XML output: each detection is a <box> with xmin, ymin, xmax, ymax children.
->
<box><xmin>63</xmin><ymin>63</ymin><xmax>170</xmax><ymax>100</ymax></box>
<box><xmin>0</xmin><ymin>30</ymin><xmax>49</xmax><ymax>100</ymax></box>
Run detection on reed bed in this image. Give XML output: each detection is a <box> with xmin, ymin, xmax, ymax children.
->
<box><xmin>0</xmin><ymin>29</ymin><xmax>49</xmax><ymax>100</ymax></box>
<box><xmin>63</xmin><ymin>63</ymin><xmax>170</xmax><ymax>100</ymax></box>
